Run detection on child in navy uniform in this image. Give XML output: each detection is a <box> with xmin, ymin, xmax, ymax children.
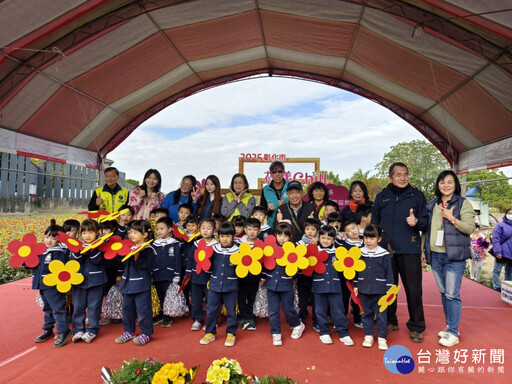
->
<box><xmin>187</xmin><ymin>218</ymin><xmax>217</xmax><ymax>331</ymax></box>
<box><xmin>71</xmin><ymin>219</ymin><xmax>107</xmax><ymax>343</ymax></box>
<box><xmin>296</xmin><ymin>218</ymin><xmax>320</xmax><ymax>332</ymax></box>
<box><xmin>313</xmin><ymin>225</ymin><xmax>354</xmax><ymax>346</ymax></box>
<box><xmin>232</xmin><ymin>215</ymin><xmax>246</xmax><ymax>239</ymax></box>
<box><xmin>116</xmin><ymin>220</ymin><xmax>156</xmax><ymax>346</ymax></box>
<box><xmin>264</xmin><ymin>222</ymin><xmax>305</xmax><ymax>346</ymax></box>
<box><xmin>252</xmin><ymin>205</ymin><xmax>273</xmax><ymax>240</ymax></box>
<box><xmin>33</xmin><ymin>221</ymin><xmax>71</xmax><ymax>347</ymax></box>
<box><xmin>114</xmin><ymin>205</ymin><xmax>134</xmax><ymax>239</ymax></box>
<box><xmin>237</xmin><ymin>218</ymin><xmax>262</xmax><ymax>331</ymax></box>
<box><xmin>152</xmin><ymin>217</ymin><xmax>181</xmax><ymax>328</ymax></box>
<box><xmin>200</xmin><ymin>222</ymin><xmax>239</xmax><ymax>347</ymax></box>
<box><xmin>353</xmin><ymin>224</ymin><xmax>393</xmax><ymax>350</ymax></box>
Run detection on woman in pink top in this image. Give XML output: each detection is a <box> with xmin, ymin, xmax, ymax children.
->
<box><xmin>128</xmin><ymin>169</ymin><xmax>164</xmax><ymax>220</ymax></box>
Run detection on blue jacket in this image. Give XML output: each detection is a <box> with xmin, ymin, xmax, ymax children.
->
<box><xmin>492</xmin><ymin>218</ymin><xmax>512</xmax><ymax>262</ymax></box>
<box><xmin>118</xmin><ymin>246</ymin><xmax>156</xmax><ymax>294</ymax></box>
<box><xmin>32</xmin><ymin>245</ymin><xmax>68</xmax><ymax>290</ymax></box>
<box><xmin>152</xmin><ymin>237</ymin><xmax>181</xmax><ymax>282</ymax></box>
<box><xmin>424</xmin><ymin>194</ymin><xmax>473</xmax><ymax>263</ymax></box>
<box><xmin>312</xmin><ymin>246</ymin><xmax>342</xmax><ymax>294</ymax></box>
<box><xmin>161</xmin><ymin>191</ymin><xmax>197</xmax><ymax>223</ymax></box>
<box><xmin>185</xmin><ymin>239</ymin><xmax>217</xmax><ymax>285</ymax></box>
<box><xmin>372</xmin><ymin>184</ymin><xmax>428</xmax><ymax>255</ymax></box>
<box><xmin>71</xmin><ymin>249</ymin><xmax>107</xmax><ymax>289</ymax></box>
<box><xmin>261</xmin><ymin>181</ymin><xmax>289</xmax><ymax>227</ymax></box>
<box><xmin>353</xmin><ymin>246</ymin><xmax>393</xmax><ymax>295</ymax></box>
<box><xmin>209</xmin><ymin>243</ymin><xmax>239</xmax><ymax>293</ymax></box>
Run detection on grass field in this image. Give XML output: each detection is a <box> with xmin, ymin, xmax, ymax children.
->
<box><xmin>0</xmin><ymin>211</ymin><xmax>83</xmax><ymax>284</ymax></box>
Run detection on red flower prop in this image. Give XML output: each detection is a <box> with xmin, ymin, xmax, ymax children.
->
<box><xmin>301</xmin><ymin>244</ymin><xmax>328</xmax><ymax>276</ymax></box>
<box><xmin>77</xmin><ymin>210</ymin><xmax>110</xmax><ymax>219</ymax></box>
<box><xmin>99</xmin><ymin>236</ymin><xmax>134</xmax><ymax>260</ymax></box>
<box><xmin>81</xmin><ymin>232</ymin><xmax>113</xmax><ymax>254</ymax></box>
<box><xmin>8</xmin><ymin>233</ymin><xmax>46</xmax><ymax>268</ymax></box>
<box><xmin>346</xmin><ymin>280</ymin><xmax>363</xmax><ymax>313</ymax></box>
<box><xmin>253</xmin><ymin>235</ymin><xmax>282</xmax><ymax>270</ymax></box>
<box><xmin>194</xmin><ymin>239</ymin><xmax>213</xmax><ymax>274</ymax></box>
<box><xmin>187</xmin><ymin>230</ymin><xmax>201</xmax><ymax>243</ymax></box>
<box><xmin>56</xmin><ymin>232</ymin><xmax>84</xmax><ymax>253</ymax></box>
<box><xmin>172</xmin><ymin>223</ymin><xmax>189</xmax><ymax>242</ymax></box>
<box><xmin>179</xmin><ymin>273</ymin><xmax>192</xmax><ymax>293</ymax></box>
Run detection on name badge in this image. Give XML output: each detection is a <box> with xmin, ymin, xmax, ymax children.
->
<box><xmin>435</xmin><ymin>230</ymin><xmax>444</xmax><ymax>247</ymax></box>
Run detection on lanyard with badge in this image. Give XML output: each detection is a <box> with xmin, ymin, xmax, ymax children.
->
<box><xmin>435</xmin><ymin>201</ymin><xmax>446</xmax><ymax>247</ymax></box>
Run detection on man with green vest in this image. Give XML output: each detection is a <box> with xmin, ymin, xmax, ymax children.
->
<box><xmin>88</xmin><ymin>167</ymin><xmax>128</xmax><ymax>213</ymax></box>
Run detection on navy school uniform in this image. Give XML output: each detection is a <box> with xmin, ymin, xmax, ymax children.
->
<box><xmin>102</xmin><ymin>237</ymin><xmax>125</xmax><ymax>298</ymax></box>
<box><xmin>263</xmin><ymin>246</ymin><xmax>301</xmax><ymax>335</ymax></box>
<box><xmin>205</xmin><ymin>243</ymin><xmax>239</xmax><ymax>336</ymax></box>
<box><xmin>32</xmin><ymin>245</ymin><xmax>69</xmax><ymax>334</ymax></box>
<box><xmin>114</xmin><ymin>224</ymin><xmax>128</xmax><ymax>239</ymax></box>
<box><xmin>258</xmin><ymin>224</ymin><xmax>274</xmax><ymax>240</ymax></box>
<box><xmin>354</xmin><ymin>246</ymin><xmax>393</xmax><ymax>338</ymax></box>
<box><xmin>186</xmin><ymin>239</ymin><xmax>216</xmax><ymax>323</ymax></box>
<box><xmin>118</xmin><ymin>246</ymin><xmax>156</xmax><ymax>336</ymax></box>
<box><xmin>296</xmin><ymin>237</ymin><xmax>317</xmax><ymax>326</ymax></box>
<box><xmin>337</xmin><ymin>238</ymin><xmax>364</xmax><ymax>324</ymax></box>
<box><xmin>312</xmin><ymin>246</ymin><xmax>350</xmax><ymax>338</ymax></box>
<box><xmin>152</xmin><ymin>237</ymin><xmax>181</xmax><ymax>320</ymax></box>
<box><xmin>71</xmin><ymin>248</ymin><xmax>107</xmax><ymax>335</ymax></box>
<box><xmin>237</xmin><ymin>240</ymin><xmax>261</xmax><ymax>324</ymax></box>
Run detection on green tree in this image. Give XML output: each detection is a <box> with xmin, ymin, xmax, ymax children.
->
<box><xmin>375</xmin><ymin>140</ymin><xmax>450</xmax><ymax>200</ymax></box>
<box><xmin>125</xmin><ymin>178</ymin><xmax>139</xmax><ymax>187</ymax></box>
<box><xmin>465</xmin><ymin>169</ymin><xmax>512</xmax><ymax>211</ymax></box>
<box><xmin>322</xmin><ymin>170</ymin><xmax>343</xmax><ymax>186</ymax></box>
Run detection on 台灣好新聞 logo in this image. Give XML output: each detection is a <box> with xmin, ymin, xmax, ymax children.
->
<box><xmin>383</xmin><ymin>345</ymin><xmax>415</xmax><ymax>374</ymax></box>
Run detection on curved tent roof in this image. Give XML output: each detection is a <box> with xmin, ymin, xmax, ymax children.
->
<box><xmin>0</xmin><ymin>0</ymin><xmax>511</xmax><ymax>172</ymax></box>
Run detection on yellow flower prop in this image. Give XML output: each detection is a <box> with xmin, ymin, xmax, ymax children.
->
<box><xmin>42</xmin><ymin>260</ymin><xmax>84</xmax><ymax>293</ymax></box>
<box><xmin>81</xmin><ymin>232</ymin><xmax>113</xmax><ymax>254</ymax></box>
<box><xmin>230</xmin><ymin>243</ymin><xmax>263</xmax><ymax>278</ymax></box>
<box><xmin>333</xmin><ymin>246</ymin><xmax>366</xmax><ymax>280</ymax></box>
<box><xmin>378</xmin><ymin>285</ymin><xmax>401</xmax><ymax>312</ymax></box>
<box><xmin>276</xmin><ymin>242</ymin><xmax>309</xmax><ymax>276</ymax></box>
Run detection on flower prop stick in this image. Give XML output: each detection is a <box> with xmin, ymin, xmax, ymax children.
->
<box><xmin>230</xmin><ymin>242</ymin><xmax>263</xmax><ymax>278</ymax></box>
<box><xmin>42</xmin><ymin>260</ymin><xmax>84</xmax><ymax>293</ymax></box>
<box><xmin>378</xmin><ymin>285</ymin><xmax>401</xmax><ymax>312</ymax></box>
<box><xmin>194</xmin><ymin>240</ymin><xmax>213</xmax><ymax>274</ymax></box>
<box><xmin>333</xmin><ymin>246</ymin><xmax>366</xmax><ymax>280</ymax></box>
<box><xmin>77</xmin><ymin>210</ymin><xmax>110</xmax><ymax>219</ymax></box>
<box><xmin>7</xmin><ymin>233</ymin><xmax>46</xmax><ymax>268</ymax></box>
<box><xmin>81</xmin><ymin>232</ymin><xmax>113</xmax><ymax>254</ymax></box>
<box><xmin>172</xmin><ymin>223</ymin><xmax>189</xmax><ymax>242</ymax></box>
<box><xmin>121</xmin><ymin>240</ymin><xmax>153</xmax><ymax>262</ymax></box>
<box><xmin>275</xmin><ymin>242</ymin><xmax>309</xmax><ymax>276</ymax></box>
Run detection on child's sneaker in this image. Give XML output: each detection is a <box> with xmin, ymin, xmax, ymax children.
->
<box><xmin>378</xmin><ymin>337</ymin><xmax>388</xmax><ymax>350</ymax></box>
<box><xmin>133</xmin><ymin>334</ymin><xmax>151</xmax><ymax>346</ymax></box>
<box><xmin>272</xmin><ymin>334</ymin><xmax>282</xmax><ymax>346</ymax></box>
<box><xmin>115</xmin><ymin>331</ymin><xmax>135</xmax><ymax>344</ymax></box>
<box><xmin>72</xmin><ymin>332</ymin><xmax>84</xmax><ymax>343</ymax></box>
<box><xmin>313</xmin><ymin>324</ymin><xmax>320</xmax><ymax>333</ymax></box>
<box><xmin>291</xmin><ymin>322</ymin><xmax>305</xmax><ymax>339</ymax></box>
<box><xmin>247</xmin><ymin>319</ymin><xmax>256</xmax><ymax>331</ymax></box>
<box><xmin>354</xmin><ymin>322</ymin><xmax>363</xmax><ymax>328</ymax></box>
<box><xmin>82</xmin><ymin>332</ymin><xmax>96</xmax><ymax>343</ymax></box>
<box><xmin>191</xmin><ymin>321</ymin><xmax>202</xmax><ymax>331</ymax></box>
<box><xmin>153</xmin><ymin>317</ymin><xmax>163</xmax><ymax>326</ymax></box>
<box><xmin>99</xmin><ymin>318</ymin><xmax>112</xmax><ymax>326</ymax></box>
<box><xmin>224</xmin><ymin>333</ymin><xmax>236</xmax><ymax>347</ymax></box>
<box><xmin>162</xmin><ymin>319</ymin><xmax>172</xmax><ymax>328</ymax></box>
<box><xmin>362</xmin><ymin>335</ymin><xmax>374</xmax><ymax>348</ymax></box>
<box><xmin>340</xmin><ymin>335</ymin><xmax>355</xmax><ymax>346</ymax></box>
<box><xmin>200</xmin><ymin>333</ymin><xmax>216</xmax><ymax>345</ymax></box>
<box><xmin>319</xmin><ymin>334</ymin><xmax>333</xmax><ymax>344</ymax></box>
<box><xmin>35</xmin><ymin>330</ymin><xmax>54</xmax><ymax>343</ymax></box>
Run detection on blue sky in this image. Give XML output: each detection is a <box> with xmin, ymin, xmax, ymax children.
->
<box><xmin>109</xmin><ymin>77</ymin><xmax>510</xmax><ymax>192</ymax></box>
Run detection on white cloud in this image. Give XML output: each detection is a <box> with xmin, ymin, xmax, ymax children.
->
<box><xmin>110</xmin><ymin>78</ymin><xmax>425</xmax><ymax>192</ymax></box>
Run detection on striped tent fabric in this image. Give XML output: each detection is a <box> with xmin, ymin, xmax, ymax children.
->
<box><xmin>0</xmin><ymin>0</ymin><xmax>510</xmax><ymax>171</ymax></box>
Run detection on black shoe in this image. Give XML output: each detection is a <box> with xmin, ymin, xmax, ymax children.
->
<box><xmin>35</xmin><ymin>330</ymin><xmax>54</xmax><ymax>343</ymax></box>
<box><xmin>161</xmin><ymin>319</ymin><xmax>172</xmax><ymax>328</ymax></box>
<box><xmin>409</xmin><ymin>331</ymin><xmax>424</xmax><ymax>343</ymax></box>
<box><xmin>387</xmin><ymin>324</ymin><xmax>399</xmax><ymax>333</ymax></box>
<box><xmin>54</xmin><ymin>330</ymin><xmax>71</xmax><ymax>347</ymax></box>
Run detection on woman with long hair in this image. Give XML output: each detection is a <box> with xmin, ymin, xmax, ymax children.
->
<box><xmin>128</xmin><ymin>169</ymin><xmax>165</xmax><ymax>220</ymax></box>
<box><xmin>197</xmin><ymin>175</ymin><xmax>222</xmax><ymax>219</ymax></box>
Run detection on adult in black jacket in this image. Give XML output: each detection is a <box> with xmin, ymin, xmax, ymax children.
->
<box><xmin>371</xmin><ymin>162</ymin><xmax>428</xmax><ymax>343</ymax></box>
<box><xmin>275</xmin><ymin>181</ymin><xmax>316</xmax><ymax>243</ymax></box>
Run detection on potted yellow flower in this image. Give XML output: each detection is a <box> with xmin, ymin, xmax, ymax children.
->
<box><xmin>205</xmin><ymin>358</ymin><xmax>250</xmax><ymax>384</ymax></box>
<box><xmin>151</xmin><ymin>362</ymin><xmax>199</xmax><ymax>384</ymax></box>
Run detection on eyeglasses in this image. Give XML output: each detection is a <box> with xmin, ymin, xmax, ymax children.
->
<box><xmin>271</xmin><ymin>170</ymin><xmax>284</xmax><ymax>174</ymax></box>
